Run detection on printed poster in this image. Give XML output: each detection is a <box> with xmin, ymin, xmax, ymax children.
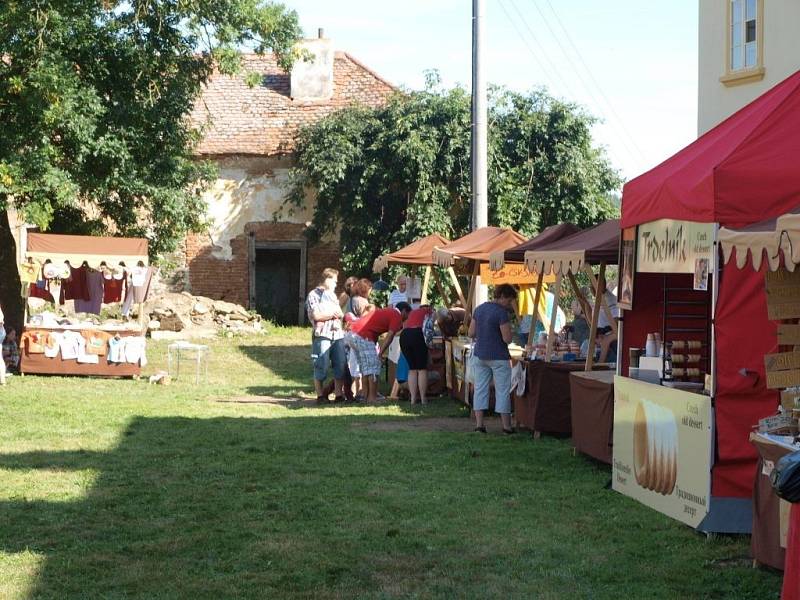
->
<box><xmin>618</xmin><ymin>227</ymin><xmax>636</xmax><ymax>310</ymax></box>
<box><xmin>612</xmin><ymin>376</ymin><xmax>713</xmax><ymax>528</ymax></box>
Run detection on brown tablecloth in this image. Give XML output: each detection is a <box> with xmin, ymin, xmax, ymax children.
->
<box><xmin>570</xmin><ymin>370</ymin><xmax>615</xmax><ymax>463</ymax></box>
<box><xmin>514</xmin><ymin>361</ymin><xmax>593</xmax><ymax>434</ymax></box>
<box><xmin>750</xmin><ymin>433</ymin><xmax>792</xmax><ymax>570</ymax></box>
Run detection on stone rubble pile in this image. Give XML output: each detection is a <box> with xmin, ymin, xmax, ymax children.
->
<box><xmin>144</xmin><ymin>292</ymin><xmax>263</xmax><ymax>336</ymax></box>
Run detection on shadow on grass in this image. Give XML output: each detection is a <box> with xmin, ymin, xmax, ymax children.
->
<box><xmin>237</xmin><ymin>344</ymin><xmax>311</xmax><ymax>398</ymax></box>
<box><xmin>0</xmin><ymin>414</ymin><xmax>502</xmax><ymax>598</ymax></box>
<box><xmin>0</xmin><ymin>415</ymin><xmax>782</xmax><ymax>599</ymax></box>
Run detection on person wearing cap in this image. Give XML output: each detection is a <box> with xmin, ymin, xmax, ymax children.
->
<box><xmin>348</xmin><ymin>302</ymin><xmax>413</xmax><ymax>403</ymax></box>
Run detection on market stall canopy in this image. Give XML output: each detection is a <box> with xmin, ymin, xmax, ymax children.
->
<box><xmin>489</xmin><ymin>222</ymin><xmax>582</xmax><ymax>270</ymax></box>
<box><xmin>720</xmin><ymin>206</ymin><xmax>800</xmax><ymax>271</ymax></box>
<box><xmin>432</xmin><ymin>227</ymin><xmax>526</xmax><ymax>267</ymax></box>
<box><xmin>372</xmin><ymin>233</ymin><xmax>450</xmax><ymax>272</ymax></box>
<box><xmin>524</xmin><ymin>219</ymin><xmax>620</xmax><ymax>275</ymax></box>
<box><xmin>27</xmin><ymin>233</ymin><xmax>149</xmax><ymax>268</ymax></box>
<box><xmin>622</xmin><ymin>69</ymin><xmax>800</xmax><ymax>229</ymax></box>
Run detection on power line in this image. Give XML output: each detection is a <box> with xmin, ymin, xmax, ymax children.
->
<box><xmin>527</xmin><ymin>0</ymin><xmax>647</xmax><ymax>166</ymax></box>
<box><xmin>539</xmin><ymin>0</ymin><xmax>648</xmax><ymax>163</ymax></box>
<box><xmin>496</xmin><ymin>0</ymin><xmax>559</xmax><ymax>93</ymax></box>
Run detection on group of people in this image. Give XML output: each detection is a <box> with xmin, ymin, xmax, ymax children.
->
<box><xmin>306</xmin><ymin>269</ymin><xmax>434</xmax><ymax>405</ymax></box>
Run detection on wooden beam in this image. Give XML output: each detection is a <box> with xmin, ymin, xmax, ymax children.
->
<box><xmin>420</xmin><ymin>265</ymin><xmax>432</xmax><ymax>304</ymax></box>
<box><xmin>583</xmin><ymin>264</ymin><xmax>617</xmax><ymax>336</ymax></box>
<box><xmin>545</xmin><ymin>271</ymin><xmax>562</xmax><ymax>363</ymax></box>
<box><xmin>464</xmin><ymin>262</ymin><xmax>480</xmax><ymax>317</ymax></box>
<box><xmin>585</xmin><ymin>263</ymin><xmax>606</xmax><ymax>371</ymax></box>
<box><xmin>447</xmin><ymin>267</ymin><xmax>467</xmax><ymax>308</ymax></box>
<box><xmin>432</xmin><ymin>268</ymin><xmax>450</xmax><ymax>305</ymax></box>
<box><xmin>567</xmin><ymin>271</ymin><xmax>592</xmax><ymax>318</ymax></box>
<box><xmin>527</xmin><ymin>274</ymin><xmax>546</xmax><ymax>349</ymax></box>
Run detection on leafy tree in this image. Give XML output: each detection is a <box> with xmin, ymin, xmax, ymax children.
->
<box><xmin>0</xmin><ymin>0</ymin><xmax>303</xmax><ymax>327</ymax></box>
<box><xmin>286</xmin><ymin>75</ymin><xmax>621</xmax><ymax>277</ymax></box>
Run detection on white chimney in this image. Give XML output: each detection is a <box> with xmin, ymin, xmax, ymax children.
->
<box><xmin>290</xmin><ymin>30</ymin><xmax>334</xmax><ymax>101</ymax></box>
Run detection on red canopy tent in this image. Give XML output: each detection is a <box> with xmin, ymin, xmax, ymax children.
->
<box><xmin>621</xmin><ymin>70</ymin><xmax>800</xmax><ymax>523</ymax></box>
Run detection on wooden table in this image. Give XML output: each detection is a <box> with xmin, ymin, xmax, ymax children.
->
<box><xmin>514</xmin><ymin>361</ymin><xmax>607</xmax><ymax>436</ymax></box>
<box><xmin>569</xmin><ymin>370</ymin><xmax>615</xmax><ymax>463</ymax></box>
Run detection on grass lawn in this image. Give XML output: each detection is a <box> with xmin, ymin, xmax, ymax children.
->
<box><xmin>0</xmin><ymin>326</ymin><xmax>782</xmax><ymax>599</ymax></box>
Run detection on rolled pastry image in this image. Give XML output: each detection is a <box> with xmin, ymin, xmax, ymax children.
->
<box><xmin>672</xmin><ymin>354</ymin><xmax>685</xmax><ymax>364</ymax></box>
<box><xmin>687</xmin><ymin>354</ymin><xmax>701</xmax><ymax>364</ymax></box>
<box><xmin>633</xmin><ymin>399</ymin><xmax>679</xmax><ymax>495</ymax></box>
<box><xmin>671</xmin><ymin>341</ymin><xmax>686</xmax><ymax>351</ymax></box>
<box><xmin>687</xmin><ymin>341</ymin><xmax>702</xmax><ymax>350</ymax></box>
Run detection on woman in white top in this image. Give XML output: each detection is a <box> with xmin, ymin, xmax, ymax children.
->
<box><xmin>388</xmin><ymin>276</ymin><xmax>408</xmax><ymax>307</ymax></box>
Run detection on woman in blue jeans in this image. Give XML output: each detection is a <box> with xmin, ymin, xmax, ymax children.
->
<box><xmin>468</xmin><ymin>284</ymin><xmax>517</xmax><ymax>434</ymax></box>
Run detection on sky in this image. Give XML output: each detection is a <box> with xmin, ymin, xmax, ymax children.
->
<box><xmin>285</xmin><ymin>0</ymin><xmax>699</xmax><ymax>183</ymax></box>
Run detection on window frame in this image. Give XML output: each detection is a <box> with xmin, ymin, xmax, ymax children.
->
<box><xmin>721</xmin><ymin>0</ymin><xmax>765</xmax><ymax>86</ymax></box>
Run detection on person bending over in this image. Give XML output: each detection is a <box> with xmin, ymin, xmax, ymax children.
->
<box><xmin>348</xmin><ymin>302</ymin><xmax>412</xmax><ymax>403</ymax></box>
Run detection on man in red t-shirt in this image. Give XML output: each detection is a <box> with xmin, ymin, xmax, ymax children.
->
<box><xmin>348</xmin><ymin>302</ymin><xmax>412</xmax><ymax>402</ymax></box>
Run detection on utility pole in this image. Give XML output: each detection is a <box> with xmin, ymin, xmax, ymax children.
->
<box><xmin>472</xmin><ymin>0</ymin><xmax>488</xmax><ymax>305</ymax></box>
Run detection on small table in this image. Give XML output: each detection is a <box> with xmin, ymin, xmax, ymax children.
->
<box><xmin>570</xmin><ymin>370</ymin><xmax>615</xmax><ymax>463</ymax></box>
<box><xmin>168</xmin><ymin>342</ymin><xmax>210</xmax><ymax>384</ymax></box>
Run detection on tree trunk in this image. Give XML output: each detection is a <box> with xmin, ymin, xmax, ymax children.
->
<box><xmin>0</xmin><ymin>208</ymin><xmax>24</xmax><ymax>333</ymax></box>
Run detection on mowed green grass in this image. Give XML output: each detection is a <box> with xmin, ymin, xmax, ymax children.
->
<box><xmin>0</xmin><ymin>327</ymin><xmax>782</xmax><ymax>599</ymax></box>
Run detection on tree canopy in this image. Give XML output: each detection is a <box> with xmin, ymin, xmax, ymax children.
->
<box><xmin>0</xmin><ymin>0</ymin><xmax>303</xmax><ymax>325</ymax></box>
<box><xmin>286</xmin><ymin>75</ymin><xmax>622</xmax><ymax>276</ymax></box>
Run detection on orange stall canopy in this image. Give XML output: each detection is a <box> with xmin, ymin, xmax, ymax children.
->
<box><xmin>372</xmin><ymin>233</ymin><xmax>449</xmax><ymax>272</ymax></box>
<box><xmin>432</xmin><ymin>227</ymin><xmax>527</xmax><ymax>267</ymax></box>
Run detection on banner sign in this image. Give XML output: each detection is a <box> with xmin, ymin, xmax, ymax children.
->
<box><xmin>637</xmin><ymin>220</ymin><xmax>715</xmax><ymax>274</ymax></box>
<box><xmin>613</xmin><ymin>376</ymin><xmax>713</xmax><ymax>528</ymax></box>
<box><xmin>479</xmin><ymin>263</ymin><xmax>553</xmax><ymax>285</ymax></box>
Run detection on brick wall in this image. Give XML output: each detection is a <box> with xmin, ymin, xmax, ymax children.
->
<box><xmin>186</xmin><ymin>222</ymin><xmax>341</xmax><ymax>308</ymax></box>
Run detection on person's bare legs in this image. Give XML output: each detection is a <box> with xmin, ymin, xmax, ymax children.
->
<box><xmin>418</xmin><ymin>369</ymin><xmax>428</xmax><ymax>404</ymax></box>
<box><xmin>334</xmin><ymin>378</ymin><xmax>344</xmax><ymax>396</ymax></box>
<box><xmin>501</xmin><ymin>413</ymin><xmax>512</xmax><ymax>431</ymax></box>
<box><xmin>390</xmin><ymin>379</ymin><xmax>400</xmax><ymax>400</ymax></box>
<box><xmin>474</xmin><ymin>408</ymin><xmax>485</xmax><ymax>429</ymax></box>
<box><xmin>366</xmin><ymin>376</ymin><xmax>378</xmax><ymax>402</ymax></box>
<box><xmin>408</xmin><ymin>370</ymin><xmax>419</xmax><ymax>403</ymax></box>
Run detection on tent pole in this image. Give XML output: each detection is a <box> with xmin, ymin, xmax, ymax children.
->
<box><xmin>420</xmin><ymin>265</ymin><xmax>432</xmax><ymax>304</ymax></box>
<box><xmin>447</xmin><ymin>267</ymin><xmax>467</xmax><ymax>308</ymax></box>
<box><xmin>583</xmin><ymin>265</ymin><xmax>617</xmax><ymax>337</ymax></box>
<box><xmin>567</xmin><ymin>271</ymin><xmax>592</xmax><ymax>317</ymax></box>
<box><xmin>584</xmin><ymin>263</ymin><xmax>606</xmax><ymax>371</ymax></box>
<box><xmin>432</xmin><ymin>269</ymin><xmax>450</xmax><ymax>305</ymax></box>
<box><xmin>544</xmin><ymin>271</ymin><xmax>562</xmax><ymax>362</ymax></box>
<box><xmin>527</xmin><ymin>273</ymin><xmax>546</xmax><ymax>349</ymax></box>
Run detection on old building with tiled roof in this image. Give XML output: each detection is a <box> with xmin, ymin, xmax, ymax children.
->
<box><xmin>184</xmin><ymin>35</ymin><xmax>394</xmax><ymax>324</ymax></box>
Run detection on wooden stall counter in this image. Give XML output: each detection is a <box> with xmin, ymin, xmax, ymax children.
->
<box><xmin>570</xmin><ymin>369</ymin><xmax>615</xmax><ymax>463</ymax></box>
<box><xmin>514</xmin><ymin>360</ymin><xmax>609</xmax><ymax>436</ymax></box>
<box><xmin>20</xmin><ymin>327</ymin><xmax>144</xmax><ymax>378</ymax></box>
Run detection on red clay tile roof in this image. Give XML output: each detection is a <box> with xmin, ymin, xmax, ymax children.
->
<box><xmin>191</xmin><ymin>52</ymin><xmax>395</xmax><ymax>156</ymax></box>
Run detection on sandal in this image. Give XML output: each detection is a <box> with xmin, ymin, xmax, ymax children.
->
<box><xmin>503</xmin><ymin>428</ymin><xmax>516</xmax><ymax>435</ymax></box>
<box><xmin>474</xmin><ymin>426</ymin><xmax>487</xmax><ymax>433</ymax></box>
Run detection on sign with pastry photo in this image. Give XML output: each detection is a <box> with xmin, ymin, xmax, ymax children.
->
<box><xmin>612</xmin><ymin>376</ymin><xmax>713</xmax><ymax>528</ymax></box>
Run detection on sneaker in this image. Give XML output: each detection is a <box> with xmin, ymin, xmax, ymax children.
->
<box><xmin>316</xmin><ymin>395</ymin><xmax>328</xmax><ymax>404</ymax></box>
<box><xmin>503</xmin><ymin>428</ymin><xmax>517</xmax><ymax>435</ymax></box>
<box><xmin>332</xmin><ymin>395</ymin><xmax>346</xmax><ymax>404</ymax></box>
<box><xmin>474</xmin><ymin>426</ymin><xmax>487</xmax><ymax>433</ymax></box>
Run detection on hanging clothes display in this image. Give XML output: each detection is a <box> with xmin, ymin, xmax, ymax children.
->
<box><xmin>75</xmin><ymin>269</ymin><xmax>104</xmax><ymax>315</ymax></box>
<box><xmin>122</xmin><ymin>265</ymin><xmax>155</xmax><ymax>316</ymax></box>
<box><xmin>102</xmin><ymin>268</ymin><xmax>125</xmax><ymax>303</ymax></box>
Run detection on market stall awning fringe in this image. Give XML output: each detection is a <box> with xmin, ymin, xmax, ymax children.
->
<box><xmin>432</xmin><ymin>227</ymin><xmax>526</xmax><ymax>267</ymax></box>
<box><xmin>372</xmin><ymin>233</ymin><xmax>449</xmax><ymax>272</ymax></box>
<box><xmin>719</xmin><ymin>206</ymin><xmax>800</xmax><ymax>271</ymax></box>
<box><xmin>489</xmin><ymin>222</ymin><xmax>581</xmax><ymax>270</ymax></box>
<box><xmin>523</xmin><ymin>219</ymin><xmax>620</xmax><ymax>275</ymax></box>
<box><xmin>27</xmin><ymin>233</ymin><xmax>149</xmax><ymax>268</ymax></box>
